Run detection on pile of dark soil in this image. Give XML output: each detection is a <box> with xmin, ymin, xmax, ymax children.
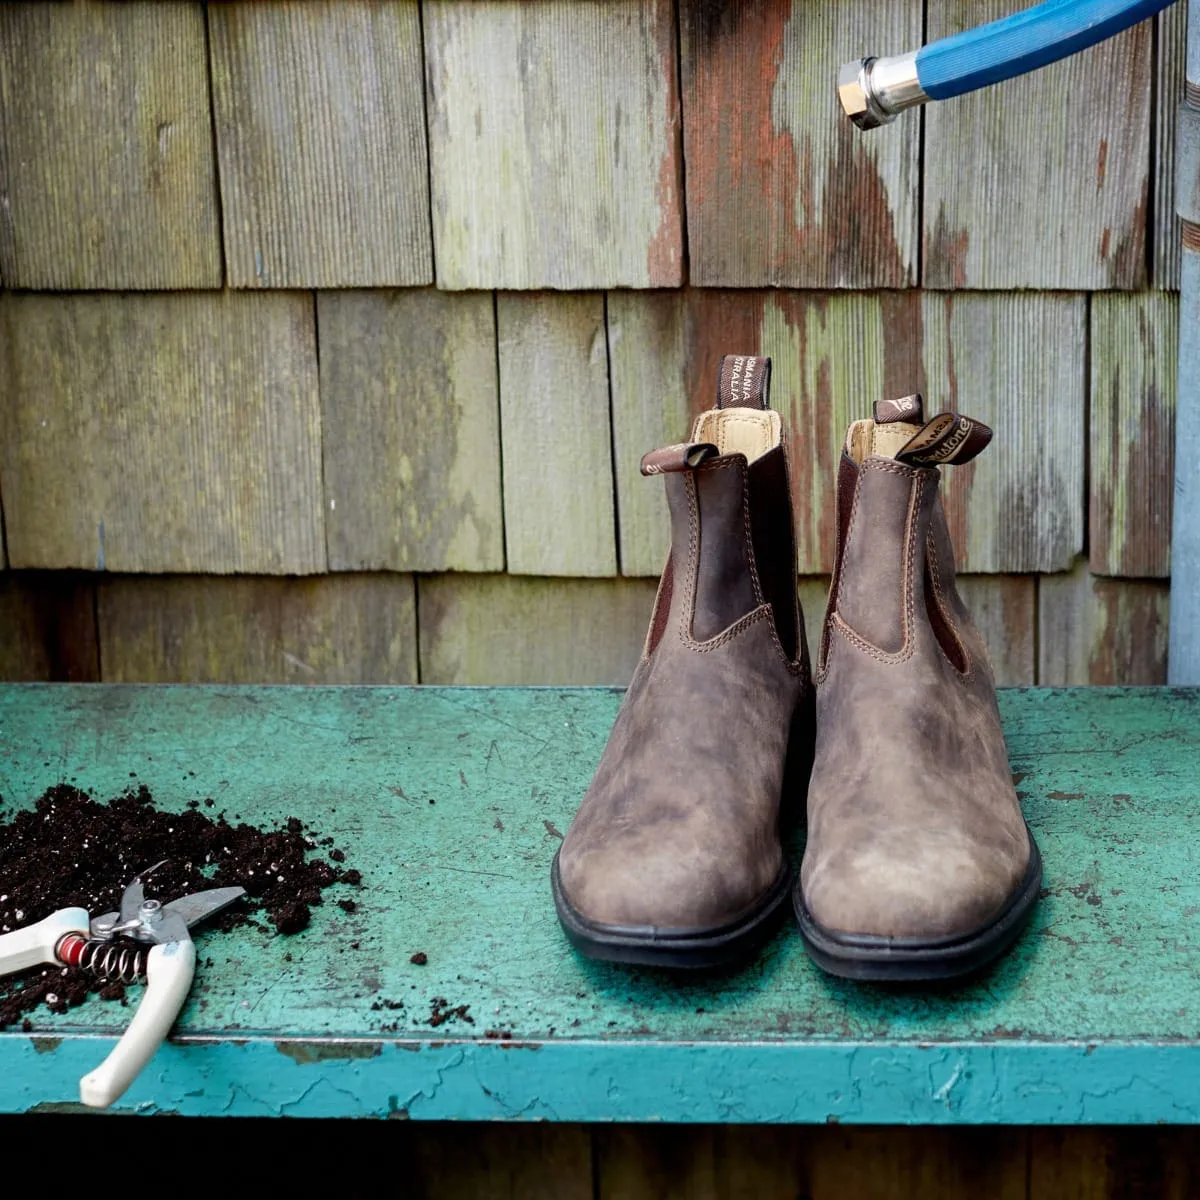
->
<box><xmin>0</xmin><ymin>783</ymin><xmax>358</xmax><ymax>1029</ymax></box>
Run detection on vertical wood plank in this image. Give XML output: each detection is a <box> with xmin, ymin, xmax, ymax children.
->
<box><xmin>1154</xmin><ymin>3</ymin><xmax>1188</xmax><ymax>289</ymax></box>
<box><xmin>680</xmin><ymin>0</ymin><xmax>920</xmax><ymax>287</ymax></box>
<box><xmin>0</xmin><ymin>1</ymin><xmax>220</xmax><ymax>289</ymax></box>
<box><xmin>404</xmin><ymin>1123</ymin><xmax>593</xmax><ymax>1200</ymax></box>
<box><xmin>0</xmin><ymin>572</ymin><xmax>98</xmax><ymax>682</ymax></box>
<box><xmin>209</xmin><ymin>0</ymin><xmax>431</xmax><ymax>288</ymax></box>
<box><xmin>1038</xmin><ymin>560</ymin><xmax>1169</xmax><ymax>685</ymax></box>
<box><xmin>318</xmin><ymin>289</ymin><xmax>503</xmax><ymax>573</ymax></box>
<box><xmin>1029</xmin><ymin>1128</ymin><xmax>1199</xmax><ymax>1199</ymax></box>
<box><xmin>924</xmin><ymin>0</ymin><xmax>1151</xmax><ymax>289</ymax></box>
<box><xmin>418</xmin><ymin>575</ymin><xmax>657</xmax><ymax>685</ymax></box>
<box><xmin>596</xmin><ymin>1126</ymin><xmax>1028</xmax><ymax>1200</ymax></box>
<box><xmin>97</xmin><ymin>574</ymin><xmax>416</xmax><ymax>684</ymax></box>
<box><xmin>1090</xmin><ymin>292</ymin><xmax>1177</xmax><ymax>578</ymax></box>
<box><xmin>424</xmin><ymin>0</ymin><xmax>683</xmax><ymax>289</ymax></box>
<box><xmin>920</xmin><ymin>292</ymin><xmax>1087</xmax><ymax>573</ymax></box>
<box><xmin>956</xmin><ymin>576</ymin><xmax>1037</xmax><ymax>686</ymax></box>
<box><xmin>797</xmin><ymin>577</ymin><xmax>831</xmax><ymax>667</ymax></box>
<box><xmin>608</xmin><ymin>289</ymin><xmax>922</xmax><ymax>576</ymax></box>
<box><xmin>0</xmin><ymin>293</ymin><xmax>324</xmax><ymax>574</ymax></box>
<box><xmin>498</xmin><ymin>293</ymin><xmax>616</xmax><ymax>576</ymax></box>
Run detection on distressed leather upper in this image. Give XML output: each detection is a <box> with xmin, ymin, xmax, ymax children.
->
<box><xmin>559</xmin><ymin>446</ymin><xmax>813</xmax><ymax>931</ymax></box>
<box><xmin>801</xmin><ymin>450</ymin><xmax>1031</xmax><ymax>939</ymax></box>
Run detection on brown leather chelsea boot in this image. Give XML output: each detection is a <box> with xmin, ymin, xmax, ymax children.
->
<box><xmin>553</xmin><ymin>355</ymin><xmax>815</xmax><ymax>968</ymax></box>
<box><xmin>796</xmin><ymin>395</ymin><xmax>1042</xmax><ymax>981</ymax></box>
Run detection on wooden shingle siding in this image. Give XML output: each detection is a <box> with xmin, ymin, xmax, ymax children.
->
<box><xmin>0</xmin><ymin>572</ymin><xmax>98</xmax><ymax>682</ymax></box>
<box><xmin>0</xmin><ymin>2</ymin><xmax>220</xmax><ymax>290</ymax></box>
<box><xmin>497</xmin><ymin>293</ymin><xmax>616</xmax><ymax>577</ymax></box>
<box><xmin>1154</xmin><ymin>3</ymin><xmax>1188</xmax><ymax>290</ymax></box>
<box><xmin>594</xmin><ymin>1126</ymin><xmax>1028</xmax><ymax>1199</ymax></box>
<box><xmin>405</xmin><ymin>1125</ymin><xmax>593</xmax><ymax>1200</ymax></box>
<box><xmin>209</xmin><ymin>0</ymin><xmax>432</xmax><ymax>289</ymax></box>
<box><xmin>679</xmin><ymin>0</ymin><xmax>920</xmax><ymax>288</ymax></box>
<box><xmin>919</xmin><ymin>292</ymin><xmax>1087</xmax><ymax>573</ymax></box>
<box><xmin>98</xmin><ymin>573</ymin><xmax>417</xmax><ymax>684</ymax></box>
<box><xmin>417</xmin><ymin>575</ymin><xmax>658</xmax><ymax>685</ymax></box>
<box><xmin>608</xmin><ymin>289</ymin><xmax>921</xmax><ymax>576</ymax></box>
<box><xmin>424</xmin><ymin>0</ymin><xmax>683</xmax><ymax>290</ymax></box>
<box><xmin>955</xmin><ymin>576</ymin><xmax>1037</xmax><ymax>687</ymax></box>
<box><xmin>1038</xmin><ymin>561</ymin><xmax>1169</xmax><ymax>685</ymax></box>
<box><xmin>319</xmin><ymin>289</ymin><xmax>503</xmax><ymax>573</ymax></box>
<box><xmin>1090</xmin><ymin>292</ymin><xmax>1177</xmax><ymax>578</ymax></box>
<box><xmin>0</xmin><ymin>292</ymin><xmax>324</xmax><ymax>575</ymax></box>
<box><xmin>923</xmin><ymin>0</ymin><xmax>1151</xmax><ymax>289</ymax></box>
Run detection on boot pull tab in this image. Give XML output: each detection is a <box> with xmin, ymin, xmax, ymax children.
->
<box><xmin>873</xmin><ymin>394</ymin><xmax>924</xmax><ymax>424</ymax></box>
<box><xmin>717</xmin><ymin>355</ymin><xmax>772</xmax><ymax>410</ymax></box>
<box><xmin>640</xmin><ymin>442</ymin><xmax>720</xmax><ymax>476</ymax></box>
<box><xmin>895</xmin><ymin>412</ymin><xmax>993</xmax><ymax>467</ymax></box>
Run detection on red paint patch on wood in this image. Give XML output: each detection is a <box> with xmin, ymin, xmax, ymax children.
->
<box><xmin>925</xmin><ymin>205</ymin><xmax>969</xmax><ymax>289</ymax></box>
<box><xmin>681</xmin><ymin>0</ymin><xmax>909</xmax><ymax>287</ymax></box>
<box><xmin>645</xmin><ymin>0</ymin><xmax>684</xmax><ymax>286</ymax></box>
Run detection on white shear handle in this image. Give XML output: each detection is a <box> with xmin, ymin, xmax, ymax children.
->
<box><xmin>0</xmin><ymin>908</ymin><xmax>89</xmax><ymax>975</ymax></box>
<box><xmin>79</xmin><ymin>939</ymin><xmax>196</xmax><ymax>1109</ymax></box>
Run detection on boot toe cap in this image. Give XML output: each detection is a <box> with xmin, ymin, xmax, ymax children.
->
<box><xmin>801</xmin><ymin>832</ymin><xmax>1029</xmax><ymax>941</ymax></box>
<box><xmin>558</xmin><ymin>840</ymin><xmax>780</xmax><ymax>932</ymax></box>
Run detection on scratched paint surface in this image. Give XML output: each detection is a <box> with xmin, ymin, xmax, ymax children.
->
<box><xmin>0</xmin><ymin>685</ymin><xmax>1198</xmax><ymax>1121</ymax></box>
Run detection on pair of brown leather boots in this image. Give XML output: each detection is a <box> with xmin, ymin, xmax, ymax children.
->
<box><xmin>552</xmin><ymin>355</ymin><xmax>1041</xmax><ymax>981</ymax></box>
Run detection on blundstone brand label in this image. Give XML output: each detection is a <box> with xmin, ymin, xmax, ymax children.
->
<box><xmin>640</xmin><ymin>442</ymin><xmax>720</xmax><ymax>476</ymax></box>
<box><xmin>895</xmin><ymin>412</ymin><xmax>994</xmax><ymax>466</ymax></box>
<box><xmin>874</xmin><ymin>394</ymin><xmax>924</xmax><ymax>425</ymax></box>
<box><xmin>717</xmin><ymin>355</ymin><xmax>771</xmax><ymax>410</ymax></box>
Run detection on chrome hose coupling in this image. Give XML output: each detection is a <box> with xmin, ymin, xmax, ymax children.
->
<box><xmin>837</xmin><ymin>53</ymin><xmax>928</xmax><ymax>131</ymax></box>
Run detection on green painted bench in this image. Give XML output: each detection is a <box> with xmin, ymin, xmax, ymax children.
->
<box><xmin>0</xmin><ymin>684</ymin><xmax>1197</xmax><ymax>1123</ymax></box>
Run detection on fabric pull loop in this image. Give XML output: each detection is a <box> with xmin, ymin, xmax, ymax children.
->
<box><xmin>717</xmin><ymin>355</ymin><xmax>772</xmax><ymax>410</ymax></box>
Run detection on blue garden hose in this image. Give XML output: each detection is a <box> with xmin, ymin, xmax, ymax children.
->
<box><xmin>840</xmin><ymin>0</ymin><xmax>1177</xmax><ymax>129</ymax></box>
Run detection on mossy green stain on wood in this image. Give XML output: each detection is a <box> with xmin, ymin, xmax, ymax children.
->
<box><xmin>0</xmin><ymin>2</ymin><xmax>220</xmax><ymax>289</ymax></box>
<box><xmin>0</xmin><ymin>684</ymin><xmax>1197</xmax><ymax>1121</ymax></box>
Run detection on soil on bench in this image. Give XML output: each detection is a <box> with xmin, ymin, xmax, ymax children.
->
<box><xmin>0</xmin><ymin>783</ymin><xmax>359</xmax><ymax>1029</ymax></box>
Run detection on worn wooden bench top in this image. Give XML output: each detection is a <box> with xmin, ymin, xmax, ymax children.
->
<box><xmin>0</xmin><ymin>684</ymin><xmax>1197</xmax><ymax>1123</ymax></box>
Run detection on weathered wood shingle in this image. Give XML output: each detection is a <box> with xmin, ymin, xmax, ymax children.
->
<box><xmin>0</xmin><ymin>1</ymin><xmax>220</xmax><ymax>289</ymax></box>
<box><xmin>0</xmin><ymin>293</ymin><xmax>324</xmax><ymax>575</ymax></box>
<box><xmin>680</xmin><ymin>0</ymin><xmax>920</xmax><ymax>287</ymax></box>
<box><xmin>0</xmin><ymin>573</ymin><xmax>98</xmax><ymax>682</ymax></box>
<box><xmin>1154</xmin><ymin>3</ymin><xmax>1188</xmax><ymax>289</ymax></box>
<box><xmin>418</xmin><ymin>575</ymin><xmax>657</xmax><ymax>685</ymax></box>
<box><xmin>498</xmin><ymin>293</ymin><xmax>616</xmax><ymax>576</ymax></box>
<box><xmin>209</xmin><ymin>0</ymin><xmax>432</xmax><ymax>288</ymax></box>
<box><xmin>98</xmin><ymin>573</ymin><xmax>417</xmax><ymax>684</ymax></box>
<box><xmin>1089</xmin><ymin>292</ymin><xmax>1177</xmax><ymax>578</ymax></box>
<box><xmin>424</xmin><ymin>0</ymin><xmax>683</xmax><ymax>289</ymax></box>
<box><xmin>1039</xmin><ymin>562</ymin><xmax>1169</xmax><ymax>685</ymax></box>
<box><xmin>319</xmin><ymin>289</ymin><xmax>503</xmax><ymax>573</ymax></box>
<box><xmin>920</xmin><ymin>292</ymin><xmax>1087</xmax><ymax>573</ymax></box>
<box><xmin>956</xmin><ymin>576</ymin><xmax>1037</xmax><ymax>687</ymax></box>
<box><xmin>924</xmin><ymin>0</ymin><xmax>1151</xmax><ymax>289</ymax></box>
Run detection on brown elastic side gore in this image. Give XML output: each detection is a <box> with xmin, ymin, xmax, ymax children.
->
<box><xmin>834</xmin><ymin>461</ymin><xmax>921</xmax><ymax>655</ymax></box>
<box><xmin>923</xmin><ymin>555</ymin><xmax>968</xmax><ymax>673</ymax></box>
<box><xmin>746</xmin><ymin>446</ymin><xmax>799</xmax><ymax>663</ymax></box>
<box><xmin>821</xmin><ymin>453</ymin><xmax>862</xmax><ymax>672</ymax></box>
<box><xmin>687</xmin><ymin>460</ymin><xmax>760</xmax><ymax>643</ymax></box>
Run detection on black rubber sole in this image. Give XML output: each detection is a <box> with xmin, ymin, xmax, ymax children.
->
<box><xmin>552</xmin><ymin>852</ymin><xmax>794</xmax><ymax>970</ymax></box>
<box><xmin>793</xmin><ymin>826</ymin><xmax>1044</xmax><ymax>982</ymax></box>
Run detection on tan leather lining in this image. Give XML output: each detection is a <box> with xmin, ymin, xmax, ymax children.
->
<box><xmin>845</xmin><ymin>417</ymin><xmax>924</xmax><ymax>463</ymax></box>
<box><xmin>691</xmin><ymin>407</ymin><xmax>780</xmax><ymax>464</ymax></box>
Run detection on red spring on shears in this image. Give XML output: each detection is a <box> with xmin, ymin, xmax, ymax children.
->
<box><xmin>56</xmin><ymin>933</ymin><xmax>147</xmax><ymax>983</ymax></box>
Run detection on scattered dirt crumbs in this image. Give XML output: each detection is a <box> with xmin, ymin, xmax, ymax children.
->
<box><xmin>429</xmin><ymin>997</ymin><xmax>473</xmax><ymax>1028</ymax></box>
<box><xmin>0</xmin><ymin>783</ymin><xmax>360</xmax><ymax>1029</ymax></box>
<box><xmin>409</xmin><ymin>951</ymin><xmax>427</xmax><ymax>965</ymax></box>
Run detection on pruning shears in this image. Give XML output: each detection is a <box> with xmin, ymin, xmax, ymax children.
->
<box><xmin>0</xmin><ymin>863</ymin><xmax>244</xmax><ymax>1108</ymax></box>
